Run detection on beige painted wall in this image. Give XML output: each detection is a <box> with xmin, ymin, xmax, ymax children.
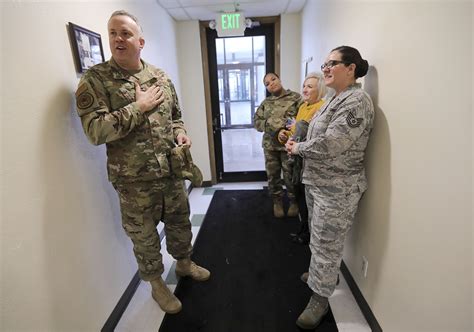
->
<box><xmin>471</xmin><ymin>3</ymin><xmax>474</xmax><ymax>327</ymax></box>
<box><xmin>301</xmin><ymin>1</ymin><xmax>472</xmax><ymax>331</ymax></box>
<box><xmin>176</xmin><ymin>20</ymin><xmax>212</xmax><ymax>181</ymax></box>
<box><xmin>281</xmin><ymin>13</ymin><xmax>302</xmax><ymax>93</ymax></box>
<box><xmin>0</xmin><ymin>1</ymin><xmax>180</xmax><ymax>330</ymax></box>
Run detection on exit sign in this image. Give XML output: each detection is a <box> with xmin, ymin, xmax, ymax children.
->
<box><xmin>216</xmin><ymin>12</ymin><xmax>246</xmax><ymax>37</ymax></box>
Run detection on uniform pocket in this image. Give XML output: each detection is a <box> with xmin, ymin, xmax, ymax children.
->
<box><xmin>156</xmin><ymin>152</ymin><xmax>170</xmax><ymax>177</ymax></box>
<box><xmin>170</xmin><ymin>146</ymin><xmax>186</xmax><ymax>176</ymax></box>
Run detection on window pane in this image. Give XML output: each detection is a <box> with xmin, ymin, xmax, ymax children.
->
<box><xmin>216</xmin><ymin>38</ymin><xmax>225</xmax><ymax>64</ymax></box>
<box><xmin>224</xmin><ymin>37</ymin><xmax>252</xmax><ymax>63</ymax></box>
<box><xmin>255</xmin><ymin>65</ymin><xmax>266</xmax><ymax>106</ymax></box>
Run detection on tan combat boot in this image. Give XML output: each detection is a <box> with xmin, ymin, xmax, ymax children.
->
<box><xmin>273</xmin><ymin>198</ymin><xmax>285</xmax><ymax>218</ymax></box>
<box><xmin>175</xmin><ymin>258</ymin><xmax>210</xmax><ymax>281</ymax></box>
<box><xmin>296</xmin><ymin>292</ymin><xmax>329</xmax><ymax>330</ymax></box>
<box><xmin>287</xmin><ymin>199</ymin><xmax>299</xmax><ymax>217</ymax></box>
<box><xmin>150</xmin><ymin>277</ymin><xmax>182</xmax><ymax>314</ymax></box>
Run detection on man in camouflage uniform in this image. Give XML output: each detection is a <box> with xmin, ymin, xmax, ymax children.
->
<box><xmin>286</xmin><ymin>46</ymin><xmax>374</xmax><ymax>330</ymax></box>
<box><xmin>254</xmin><ymin>73</ymin><xmax>302</xmax><ymax>218</ymax></box>
<box><xmin>75</xmin><ymin>10</ymin><xmax>209</xmax><ymax>314</ymax></box>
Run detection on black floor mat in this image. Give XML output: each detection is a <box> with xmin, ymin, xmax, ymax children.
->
<box><xmin>159</xmin><ymin>189</ymin><xmax>338</xmax><ymax>332</ymax></box>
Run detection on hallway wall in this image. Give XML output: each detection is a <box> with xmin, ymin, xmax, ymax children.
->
<box><xmin>1</xmin><ymin>1</ymin><xmax>180</xmax><ymax>330</ymax></box>
<box><xmin>176</xmin><ymin>21</ymin><xmax>212</xmax><ymax>181</ymax></box>
<box><xmin>280</xmin><ymin>13</ymin><xmax>302</xmax><ymax>93</ymax></box>
<box><xmin>301</xmin><ymin>1</ymin><xmax>472</xmax><ymax>331</ymax></box>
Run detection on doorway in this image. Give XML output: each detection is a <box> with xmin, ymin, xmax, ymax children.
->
<box><xmin>203</xmin><ymin>18</ymin><xmax>278</xmax><ymax>182</ymax></box>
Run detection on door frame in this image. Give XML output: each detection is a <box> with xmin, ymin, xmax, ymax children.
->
<box><xmin>199</xmin><ymin>16</ymin><xmax>281</xmax><ymax>184</ymax></box>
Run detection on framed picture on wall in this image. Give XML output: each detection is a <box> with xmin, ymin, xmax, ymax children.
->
<box><xmin>68</xmin><ymin>22</ymin><xmax>105</xmax><ymax>73</ymax></box>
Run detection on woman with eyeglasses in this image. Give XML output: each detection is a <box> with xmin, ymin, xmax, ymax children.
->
<box><xmin>286</xmin><ymin>46</ymin><xmax>374</xmax><ymax>330</ymax></box>
<box><xmin>254</xmin><ymin>72</ymin><xmax>302</xmax><ymax>218</ymax></box>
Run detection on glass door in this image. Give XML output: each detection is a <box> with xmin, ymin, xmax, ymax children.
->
<box><xmin>207</xmin><ymin>23</ymin><xmax>275</xmax><ymax>181</ymax></box>
<box><xmin>218</xmin><ymin>67</ymin><xmax>253</xmax><ymax>128</ymax></box>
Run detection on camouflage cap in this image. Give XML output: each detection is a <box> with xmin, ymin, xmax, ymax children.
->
<box><xmin>170</xmin><ymin>145</ymin><xmax>203</xmax><ymax>187</ymax></box>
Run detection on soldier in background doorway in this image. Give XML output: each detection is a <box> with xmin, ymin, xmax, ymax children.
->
<box><xmin>254</xmin><ymin>73</ymin><xmax>302</xmax><ymax>218</ymax></box>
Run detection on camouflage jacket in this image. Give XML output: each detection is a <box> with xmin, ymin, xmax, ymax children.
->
<box><xmin>253</xmin><ymin>89</ymin><xmax>302</xmax><ymax>151</ymax></box>
<box><xmin>294</xmin><ymin>84</ymin><xmax>374</xmax><ymax>191</ymax></box>
<box><xmin>75</xmin><ymin>58</ymin><xmax>186</xmax><ymax>183</ymax></box>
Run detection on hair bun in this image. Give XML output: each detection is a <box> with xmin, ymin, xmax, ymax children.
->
<box><xmin>356</xmin><ymin>59</ymin><xmax>369</xmax><ymax>78</ymax></box>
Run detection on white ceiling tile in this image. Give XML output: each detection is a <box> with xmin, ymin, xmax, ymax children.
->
<box><xmin>167</xmin><ymin>7</ymin><xmax>192</xmax><ymax>20</ymax></box>
<box><xmin>204</xmin><ymin>3</ymin><xmax>239</xmax><ymax>14</ymax></box>
<box><xmin>238</xmin><ymin>2</ymin><xmax>287</xmax><ymax>17</ymax></box>
<box><xmin>161</xmin><ymin>0</ymin><xmax>306</xmax><ymax>21</ymax></box>
<box><xmin>178</xmin><ymin>0</ymin><xmax>231</xmax><ymax>7</ymax></box>
<box><xmin>235</xmin><ymin>0</ymin><xmax>272</xmax><ymax>4</ymax></box>
<box><xmin>185</xmin><ymin>6</ymin><xmax>220</xmax><ymax>20</ymax></box>
<box><xmin>157</xmin><ymin>0</ymin><xmax>181</xmax><ymax>9</ymax></box>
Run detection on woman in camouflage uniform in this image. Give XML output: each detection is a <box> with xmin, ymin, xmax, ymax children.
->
<box><xmin>286</xmin><ymin>46</ymin><xmax>374</xmax><ymax>329</ymax></box>
<box><xmin>254</xmin><ymin>73</ymin><xmax>302</xmax><ymax>218</ymax></box>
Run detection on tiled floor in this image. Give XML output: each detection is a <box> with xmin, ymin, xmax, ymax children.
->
<box><xmin>221</xmin><ymin>128</ymin><xmax>265</xmax><ymax>172</ymax></box>
<box><xmin>115</xmin><ymin>182</ymin><xmax>371</xmax><ymax>332</ymax></box>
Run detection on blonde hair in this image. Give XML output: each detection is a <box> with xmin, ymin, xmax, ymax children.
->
<box><xmin>304</xmin><ymin>72</ymin><xmax>327</xmax><ymax>100</ymax></box>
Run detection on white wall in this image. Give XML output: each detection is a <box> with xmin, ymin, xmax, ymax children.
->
<box><xmin>281</xmin><ymin>13</ymin><xmax>302</xmax><ymax>92</ymax></box>
<box><xmin>176</xmin><ymin>21</ymin><xmax>212</xmax><ymax>181</ymax></box>
<box><xmin>301</xmin><ymin>1</ymin><xmax>472</xmax><ymax>331</ymax></box>
<box><xmin>0</xmin><ymin>1</ymin><xmax>179</xmax><ymax>330</ymax></box>
<box><xmin>471</xmin><ymin>2</ymin><xmax>474</xmax><ymax>327</ymax></box>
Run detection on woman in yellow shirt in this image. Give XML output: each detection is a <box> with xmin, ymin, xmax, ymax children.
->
<box><xmin>278</xmin><ymin>73</ymin><xmax>326</xmax><ymax>144</ymax></box>
<box><xmin>278</xmin><ymin>72</ymin><xmax>327</xmax><ymax>244</ymax></box>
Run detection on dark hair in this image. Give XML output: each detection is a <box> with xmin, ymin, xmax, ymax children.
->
<box><xmin>263</xmin><ymin>72</ymin><xmax>279</xmax><ymax>83</ymax></box>
<box><xmin>331</xmin><ymin>46</ymin><xmax>369</xmax><ymax>78</ymax></box>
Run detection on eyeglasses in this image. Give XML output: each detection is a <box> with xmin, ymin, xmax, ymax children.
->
<box><xmin>320</xmin><ymin>60</ymin><xmax>349</xmax><ymax>70</ymax></box>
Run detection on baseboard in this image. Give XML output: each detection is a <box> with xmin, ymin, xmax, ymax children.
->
<box><xmin>101</xmin><ymin>271</ymin><xmax>141</xmax><ymax>332</ymax></box>
<box><xmin>101</xmin><ymin>228</ymin><xmax>167</xmax><ymax>331</ymax></box>
<box><xmin>187</xmin><ymin>181</ymin><xmax>213</xmax><ymax>194</ymax></box>
<box><xmin>102</xmin><ymin>181</ymin><xmax>210</xmax><ymax>330</ymax></box>
<box><xmin>201</xmin><ymin>180</ymin><xmax>213</xmax><ymax>187</ymax></box>
<box><xmin>340</xmin><ymin>260</ymin><xmax>383</xmax><ymax>332</ymax></box>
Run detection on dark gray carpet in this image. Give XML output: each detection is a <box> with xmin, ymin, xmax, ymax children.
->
<box><xmin>159</xmin><ymin>189</ymin><xmax>338</xmax><ymax>332</ymax></box>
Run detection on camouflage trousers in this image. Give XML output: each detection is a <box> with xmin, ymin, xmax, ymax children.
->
<box><xmin>305</xmin><ymin>184</ymin><xmax>363</xmax><ymax>297</ymax></box>
<box><xmin>263</xmin><ymin>149</ymin><xmax>295</xmax><ymax>200</ymax></box>
<box><xmin>113</xmin><ymin>177</ymin><xmax>193</xmax><ymax>281</ymax></box>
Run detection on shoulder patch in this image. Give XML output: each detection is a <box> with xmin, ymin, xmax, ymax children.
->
<box><xmin>77</xmin><ymin>91</ymin><xmax>95</xmax><ymax>109</ymax></box>
<box><xmin>346</xmin><ymin>111</ymin><xmax>363</xmax><ymax>128</ymax></box>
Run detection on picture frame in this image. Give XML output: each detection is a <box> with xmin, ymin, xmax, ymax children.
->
<box><xmin>68</xmin><ymin>22</ymin><xmax>105</xmax><ymax>73</ymax></box>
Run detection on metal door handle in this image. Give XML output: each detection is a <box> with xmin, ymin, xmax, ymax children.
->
<box><xmin>213</xmin><ymin>117</ymin><xmax>222</xmax><ymax>132</ymax></box>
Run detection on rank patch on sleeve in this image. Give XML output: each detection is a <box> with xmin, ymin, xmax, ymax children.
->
<box><xmin>346</xmin><ymin>112</ymin><xmax>363</xmax><ymax>128</ymax></box>
<box><xmin>77</xmin><ymin>92</ymin><xmax>94</xmax><ymax>109</ymax></box>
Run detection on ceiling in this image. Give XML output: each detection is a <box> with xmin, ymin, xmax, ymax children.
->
<box><xmin>156</xmin><ymin>0</ymin><xmax>307</xmax><ymax>21</ymax></box>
